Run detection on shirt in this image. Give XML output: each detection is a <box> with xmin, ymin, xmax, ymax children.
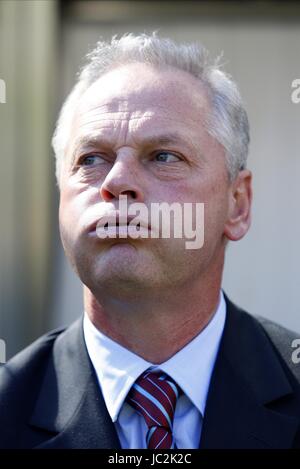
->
<box><xmin>83</xmin><ymin>291</ymin><xmax>226</xmax><ymax>449</ymax></box>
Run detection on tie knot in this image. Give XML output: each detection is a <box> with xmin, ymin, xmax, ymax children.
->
<box><xmin>127</xmin><ymin>370</ymin><xmax>180</xmax><ymax>431</ymax></box>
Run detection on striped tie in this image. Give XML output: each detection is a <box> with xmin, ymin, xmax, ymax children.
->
<box><xmin>126</xmin><ymin>370</ymin><xmax>180</xmax><ymax>449</ymax></box>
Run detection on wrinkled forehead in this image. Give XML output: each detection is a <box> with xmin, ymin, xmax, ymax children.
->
<box><xmin>73</xmin><ymin>63</ymin><xmax>211</xmax><ymax>129</ymax></box>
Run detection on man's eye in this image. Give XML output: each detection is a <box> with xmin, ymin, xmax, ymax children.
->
<box><xmin>154</xmin><ymin>152</ymin><xmax>180</xmax><ymax>163</ymax></box>
<box><xmin>81</xmin><ymin>154</ymin><xmax>104</xmax><ymax>166</ymax></box>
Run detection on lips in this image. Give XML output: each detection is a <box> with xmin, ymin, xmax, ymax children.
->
<box><xmin>89</xmin><ymin>214</ymin><xmax>149</xmax><ymax>230</ymax></box>
<box><xmin>87</xmin><ymin>213</ymin><xmax>153</xmax><ymax>239</ymax></box>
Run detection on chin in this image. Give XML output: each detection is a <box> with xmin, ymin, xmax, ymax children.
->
<box><xmin>89</xmin><ymin>271</ymin><xmax>153</xmax><ymax>299</ymax></box>
<box><xmin>80</xmin><ymin>252</ymin><xmax>147</xmax><ymax>289</ymax></box>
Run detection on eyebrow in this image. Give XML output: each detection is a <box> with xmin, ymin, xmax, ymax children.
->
<box><xmin>70</xmin><ymin>131</ymin><xmax>197</xmax><ymax>165</ymax></box>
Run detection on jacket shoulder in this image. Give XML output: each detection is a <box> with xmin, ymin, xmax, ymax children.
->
<box><xmin>254</xmin><ymin>315</ymin><xmax>300</xmax><ymax>382</ymax></box>
<box><xmin>0</xmin><ymin>326</ymin><xmax>66</xmax><ymax>385</ymax></box>
<box><xmin>0</xmin><ymin>325</ymin><xmax>67</xmax><ymax>447</ymax></box>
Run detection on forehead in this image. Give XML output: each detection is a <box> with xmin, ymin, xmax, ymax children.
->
<box><xmin>72</xmin><ymin>63</ymin><xmax>211</xmax><ymax>143</ymax></box>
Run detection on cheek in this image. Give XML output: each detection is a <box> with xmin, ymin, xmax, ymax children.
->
<box><xmin>203</xmin><ymin>187</ymin><xmax>229</xmax><ymax>242</ymax></box>
<box><xmin>58</xmin><ymin>190</ymin><xmax>93</xmax><ymax>272</ymax></box>
<box><xmin>59</xmin><ymin>189</ymin><xmax>78</xmax><ymax>236</ymax></box>
<box><xmin>59</xmin><ymin>186</ymin><xmax>88</xmax><ymax>247</ymax></box>
<box><xmin>58</xmin><ymin>195</ymin><xmax>76</xmax><ymax>256</ymax></box>
<box><xmin>188</xmin><ymin>169</ymin><xmax>230</xmax><ymax>241</ymax></box>
<box><xmin>60</xmin><ymin>182</ymin><xmax>98</xmax><ymax>223</ymax></box>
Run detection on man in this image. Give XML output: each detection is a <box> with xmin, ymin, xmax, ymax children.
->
<box><xmin>0</xmin><ymin>33</ymin><xmax>300</xmax><ymax>449</ymax></box>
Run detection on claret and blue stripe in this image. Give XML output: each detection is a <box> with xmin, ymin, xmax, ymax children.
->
<box><xmin>126</xmin><ymin>370</ymin><xmax>181</xmax><ymax>449</ymax></box>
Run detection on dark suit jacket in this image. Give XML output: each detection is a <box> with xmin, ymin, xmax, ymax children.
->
<box><xmin>0</xmin><ymin>297</ymin><xmax>300</xmax><ymax>449</ymax></box>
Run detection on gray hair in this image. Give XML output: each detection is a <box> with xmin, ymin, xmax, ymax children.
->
<box><xmin>52</xmin><ymin>33</ymin><xmax>249</xmax><ymax>185</ymax></box>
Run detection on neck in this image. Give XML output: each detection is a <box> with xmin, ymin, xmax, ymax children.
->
<box><xmin>84</xmin><ymin>275</ymin><xmax>222</xmax><ymax>364</ymax></box>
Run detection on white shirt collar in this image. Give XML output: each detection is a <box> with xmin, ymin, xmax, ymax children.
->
<box><xmin>83</xmin><ymin>291</ymin><xmax>226</xmax><ymax>422</ymax></box>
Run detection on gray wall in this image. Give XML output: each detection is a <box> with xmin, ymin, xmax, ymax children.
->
<box><xmin>0</xmin><ymin>0</ymin><xmax>58</xmax><ymax>359</ymax></box>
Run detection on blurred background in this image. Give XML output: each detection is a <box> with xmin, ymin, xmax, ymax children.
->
<box><xmin>0</xmin><ymin>0</ymin><xmax>300</xmax><ymax>360</ymax></box>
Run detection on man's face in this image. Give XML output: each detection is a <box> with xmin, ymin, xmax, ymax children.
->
<box><xmin>59</xmin><ymin>63</ymin><xmax>234</xmax><ymax>298</ymax></box>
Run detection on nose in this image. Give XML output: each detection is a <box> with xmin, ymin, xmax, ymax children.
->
<box><xmin>99</xmin><ymin>154</ymin><xmax>144</xmax><ymax>202</ymax></box>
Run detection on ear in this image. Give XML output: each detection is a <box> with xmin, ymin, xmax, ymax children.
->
<box><xmin>224</xmin><ymin>170</ymin><xmax>252</xmax><ymax>241</ymax></box>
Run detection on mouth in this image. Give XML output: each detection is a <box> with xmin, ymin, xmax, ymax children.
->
<box><xmin>87</xmin><ymin>214</ymin><xmax>153</xmax><ymax>239</ymax></box>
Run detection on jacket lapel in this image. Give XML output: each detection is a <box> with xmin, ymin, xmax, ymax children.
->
<box><xmin>200</xmin><ymin>297</ymin><xmax>299</xmax><ymax>448</ymax></box>
<box><xmin>29</xmin><ymin>319</ymin><xmax>121</xmax><ymax>449</ymax></box>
